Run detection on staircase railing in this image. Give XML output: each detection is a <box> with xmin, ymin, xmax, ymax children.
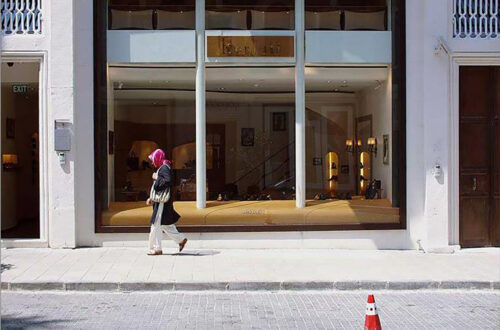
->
<box><xmin>232</xmin><ymin>140</ymin><xmax>295</xmax><ymax>189</ymax></box>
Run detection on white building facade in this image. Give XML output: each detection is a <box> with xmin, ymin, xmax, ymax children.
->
<box><xmin>1</xmin><ymin>0</ymin><xmax>499</xmax><ymax>250</ymax></box>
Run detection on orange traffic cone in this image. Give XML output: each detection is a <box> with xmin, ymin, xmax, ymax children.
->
<box><xmin>364</xmin><ymin>294</ymin><xmax>382</xmax><ymax>330</ymax></box>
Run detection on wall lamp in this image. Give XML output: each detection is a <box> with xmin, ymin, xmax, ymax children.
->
<box><xmin>2</xmin><ymin>154</ymin><xmax>19</xmax><ymax>170</ymax></box>
<box><xmin>367</xmin><ymin>137</ymin><xmax>377</xmax><ymax>155</ymax></box>
<box><xmin>345</xmin><ymin>139</ymin><xmax>354</xmax><ymax>153</ymax></box>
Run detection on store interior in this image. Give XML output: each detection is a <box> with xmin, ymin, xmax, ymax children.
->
<box><xmin>1</xmin><ymin>62</ymin><xmax>40</xmax><ymax>238</ymax></box>
<box><xmin>102</xmin><ymin>65</ymin><xmax>399</xmax><ymax>227</ymax></box>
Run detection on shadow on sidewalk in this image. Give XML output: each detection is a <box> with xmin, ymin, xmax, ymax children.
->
<box><xmin>1</xmin><ymin>315</ymin><xmax>76</xmax><ymax>329</ymax></box>
<box><xmin>1</xmin><ymin>263</ymin><xmax>13</xmax><ymax>273</ymax></box>
<box><xmin>162</xmin><ymin>250</ymin><xmax>220</xmax><ymax>257</ymax></box>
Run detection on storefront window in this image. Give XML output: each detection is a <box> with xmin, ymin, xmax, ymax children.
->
<box><xmin>305</xmin><ymin>0</ymin><xmax>389</xmax><ymax>31</ymax></box>
<box><xmin>95</xmin><ymin>0</ymin><xmax>406</xmax><ymax>231</ymax></box>
<box><xmin>206</xmin><ymin>67</ymin><xmax>296</xmax><ymax>203</ymax></box>
<box><xmin>305</xmin><ymin>66</ymin><xmax>399</xmax><ymax>224</ymax></box>
<box><xmin>100</xmin><ymin>66</ymin><xmax>196</xmax><ymax>227</ymax></box>
<box><xmin>206</xmin><ymin>1</ymin><xmax>294</xmax><ymax>30</ymax></box>
<box><xmin>108</xmin><ymin>0</ymin><xmax>195</xmax><ymax>30</ymax></box>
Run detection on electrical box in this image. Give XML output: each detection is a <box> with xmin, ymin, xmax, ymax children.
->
<box><xmin>54</xmin><ymin>120</ymin><xmax>71</xmax><ymax>152</ymax></box>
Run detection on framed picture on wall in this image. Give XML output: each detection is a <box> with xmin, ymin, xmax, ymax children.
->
<box><xmin>272</xmin><ymin>112</ymin><xmax>287</xmax><ymax>131</ymax></box>
<box><xmin>241</xmin><ymin>128</ymin><xmax>254</xmax><ymax>146</ymax></box>
<box><xmin>383</xmin><ymin>134</ymin><xmax>389</xmax><ymax>165</ymax></box>
<box><xmin>6</xmin><ymin>118</ymin><xmax>15</xmax><ymax>139</ymax></box>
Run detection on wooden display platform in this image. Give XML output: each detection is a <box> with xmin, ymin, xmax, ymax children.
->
<box><xmin>102</xmin><ymin>198</ymin><xmax>399</xmax><ymax>227</ymax></box>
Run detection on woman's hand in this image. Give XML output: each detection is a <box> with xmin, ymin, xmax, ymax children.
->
<box><xmin>152</xmin><ymin>172</ymin><xmax>158</xmax><ymax>180</ymax></box>
<box><xmin>146</xmin><ymin>198</ymin><xmax>153</xmax><ymax>206</ymax></box>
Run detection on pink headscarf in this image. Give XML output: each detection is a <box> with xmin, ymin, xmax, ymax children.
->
<box><xmin>148</xmin><ymin>149</ymin><xmax>172</xmax><ymax>169</ymax></box>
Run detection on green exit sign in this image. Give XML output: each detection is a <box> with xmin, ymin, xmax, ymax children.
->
<box><xmin>12</xmin><ymin>85</ymin><xmax>29</xmax><ymax>93</ymax></box>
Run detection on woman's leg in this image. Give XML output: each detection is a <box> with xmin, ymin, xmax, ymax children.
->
<box><xmin>161</xmin><ymin>224</ymin><xmax>186</xmax><ymax>244</ymax></box>
<box><xmin>148</xmin><ymin>204</ymin><xmax>164</xmax><ymax>251</ymax></box>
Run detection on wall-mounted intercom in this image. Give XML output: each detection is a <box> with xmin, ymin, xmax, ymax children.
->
<box><xmin>54</xmin><ymin>119</ymin><xmax>71</xmax><ymax>165</ymax></box>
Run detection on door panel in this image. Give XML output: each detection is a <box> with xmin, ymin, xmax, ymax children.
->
<box><xmin>460</xmin><ymin>198</ymin><xmax>490</xmax><ymax>246</ymax></box>
<box><xmin>459</xmin><ymin>67</ymin><xmax>490</xmax><ymax>117</ymax></box>
<box><xmin>459</xmin><ymin>173</ymin><xmax>490</xmax><ymax>195</ymax></box>
<box><xmin>459</xmin><ymin>66</ymin><xmax>498</xmax><ymax>247</ymax></box>
<box><xmin>459</xmin><ymin>123</ymin><xmax>490</xmax><ymax>169</ymax></box>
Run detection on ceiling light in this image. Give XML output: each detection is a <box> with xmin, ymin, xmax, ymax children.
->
<box><xmin>254</xmin><ymin>84</ymin><xmax>259</xmax><ymax>87</ymax></box>
<box><xmin>219</xmin><ymin>87</ymin><xmax>225</xmax><ymax>91</ymax></box>
<box><xmin>341</xmin><ymin>80</ymin><xmax>348</xmax><ymax>87</ymax></box>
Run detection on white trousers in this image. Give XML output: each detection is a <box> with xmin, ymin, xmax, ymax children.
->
<box><xmin>148</xmin><ymin>203</ymin><xmax>186</xmax><ymax>251</ymax></box>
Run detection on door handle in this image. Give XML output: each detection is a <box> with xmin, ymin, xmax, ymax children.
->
<box><xmin>472</xmin><ymin>177</ymin><xmax>477</xmax><ymax>191</ymax></box>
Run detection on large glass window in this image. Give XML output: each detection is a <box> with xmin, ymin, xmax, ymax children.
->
<box><xmin>206</xmin><ymin>1</ymin><xmax>294</xmax><ymax>30</ymax></box>
<box><xmin>100</xmin><ymin>66</ymin><xmax>196</xmax><ymax>227</ymax></box>
<box><xmin>305</xmin><ymin>66</ymin><xmax>399</xmax><ymax>225</ymax></box>
<box><xmin>95</xmin><ymin>0</ymin><xmax>406</xmax><ymax>231</ymax></box>
<box><xmin>206</xmin><ymin>67</ymin><xmax>296</xmax><ymax>205</ymax></box>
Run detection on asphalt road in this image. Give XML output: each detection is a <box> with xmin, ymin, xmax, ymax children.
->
<box><xmin>2</xmin><ymin>291</ymin><xmax>499</xmax><ymax>329</ymax></box>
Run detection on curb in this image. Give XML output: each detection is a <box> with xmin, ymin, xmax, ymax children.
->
<box><xmin>2</xmin><ymin>281</ymin><xmax>499</xmax><ymax>292</ymax></box>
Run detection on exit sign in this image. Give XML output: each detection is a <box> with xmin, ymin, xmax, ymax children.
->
<box><xmin>12</xmin><ymin>85</ymin><xmax>29</xmax><ymax>93</ymax></box>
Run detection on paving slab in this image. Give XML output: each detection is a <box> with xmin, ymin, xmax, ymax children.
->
<box><xmin>1</xmin><ymin>247</ymin><xmax>499</xmax><ymax>291</ymax></box>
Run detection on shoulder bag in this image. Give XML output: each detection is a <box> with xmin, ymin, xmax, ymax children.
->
<box><xmin>149</xmin><ymin>165</ymin><xmax>171</xmax><ymax>203</ymax></box>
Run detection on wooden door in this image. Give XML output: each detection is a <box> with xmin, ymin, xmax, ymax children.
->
<box><xmin>459</xmin><ymin>66</ymin><xmax>500</xmax><ymax>247</ymax></box>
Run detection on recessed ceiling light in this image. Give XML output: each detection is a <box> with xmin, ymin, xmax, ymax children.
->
<box><xmin>341</xmin><ymin>80</ymin><xmax>348</xmax><ymax>87</ymax></box>
<box><xmin>327</xmin><ymin>80</ymin><xmax>332</xmax><ymax>84</ymax></box>
<box><xmin>219</xmin><ymin>87</ymin><xmax>225</xmax><ymax>91</ymax></box>
<box><xmin>334</xmin><ymin>88</ymin><xmax>339</xmax><ymax>92</ymax></box>
<box><xmin>254</xmin><ymin>83</ymin><xmax>259</xmax><ymax>87</ymax></box>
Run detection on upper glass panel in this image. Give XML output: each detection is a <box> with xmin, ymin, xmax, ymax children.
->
<box><xmin>305</xmin><ymin>0</ymin><xmax>389</xmax><ymax>31</ymax></box>
<box><xmin>206</xmin><ymin>1</ymin><xmax>294</xmax><ymax>30</ymax></box>
<box><xmin>108</xmin><ymin>0</ymin><xmax>195</xmax><ymax>30</ymax></box>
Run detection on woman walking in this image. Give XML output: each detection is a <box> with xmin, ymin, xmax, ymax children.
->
<box><xmin>147</xmin><ymin>149</ymin><xmax>187</xmax><ymax>255</ymax></box>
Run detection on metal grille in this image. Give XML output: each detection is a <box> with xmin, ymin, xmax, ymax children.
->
<box><xmin>1</xmin><ymin>0</ymin><xmax>42</xmax><ymax>35</ymax></box>
<box><xmin>453</xmin><ymin>0</ymin><xmax>499</xmax><ymax>39</ymax></box>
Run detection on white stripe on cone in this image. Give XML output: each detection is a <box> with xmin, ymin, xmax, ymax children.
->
<box><xmin>365</xmin><ymin>303</ymin><xmax>377</xmax><ymax>316</ymax></box>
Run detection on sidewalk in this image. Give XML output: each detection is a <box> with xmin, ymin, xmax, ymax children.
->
<box><xmin>1</xmin><ymin>247</ymin><xmax>499</xmax><ymax>291</ymax></box>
